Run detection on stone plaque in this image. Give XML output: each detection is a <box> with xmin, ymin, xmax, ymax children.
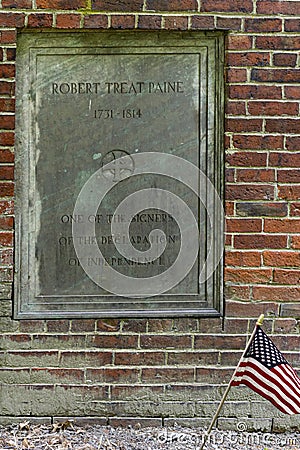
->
<box><xmin>15</xmin><ymin>31</ymin><xmax>224</xmax><ymax>318</ymax></box>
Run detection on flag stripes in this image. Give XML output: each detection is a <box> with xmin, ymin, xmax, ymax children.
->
<box><xmin>231</xmin><ymin>326</ymin><xmax>300</xmax><ymax>415</ymax></box>
<box><xmin>231</xmin><ymin>359</ymin><xmax>300</xmax><ymax>414</ymax></box>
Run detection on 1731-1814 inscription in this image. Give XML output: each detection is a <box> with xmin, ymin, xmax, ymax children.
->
<box><xmin>15</xmin><ymin>31</ymin><xmax>224</xmax><ymax>318</ymax></box>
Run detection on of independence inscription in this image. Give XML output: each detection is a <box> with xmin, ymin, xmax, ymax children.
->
<box><xmin>15</xmin><ymin>31</ymin><xmax>224</xmax><ymax>318</ymax></box>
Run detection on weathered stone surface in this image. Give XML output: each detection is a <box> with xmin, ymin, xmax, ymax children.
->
<box><xmin>15</xmin><ymin>31</ymin><xmax>224</xmax><ymax>319</ymax></box>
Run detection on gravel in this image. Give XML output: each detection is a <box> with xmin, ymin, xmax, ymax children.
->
<box><xmin>0</xmin><ymin>421</ymin><xmax>299</xmax><ymax>449</ymax></box>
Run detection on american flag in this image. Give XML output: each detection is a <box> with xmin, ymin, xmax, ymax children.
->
<box><xmin>231</xmin><ymin>326</ymin><xmax>300</xmax><ymax>414</ymax></box>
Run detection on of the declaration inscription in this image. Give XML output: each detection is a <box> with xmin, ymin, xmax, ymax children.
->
<box><xmin>15</xmin><ymin>31</ymin><xmax>224</xmax><ymax>318</ymax></box>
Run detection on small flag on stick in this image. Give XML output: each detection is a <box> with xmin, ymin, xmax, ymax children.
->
<box><xmin>231</xmin><ymin>324</ymin><xmax>300</xmax><ymax>415</ymax></box>
<box><xmin>199</xmin><ymin>315</ymin><xmax>300</xmax><ymax>450</ymax></box>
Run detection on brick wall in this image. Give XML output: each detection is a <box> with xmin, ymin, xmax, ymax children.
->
<box><xmin>0</xmin><ymin>0</ymin><xmax>300</xmax><ymax>432</ymax></box>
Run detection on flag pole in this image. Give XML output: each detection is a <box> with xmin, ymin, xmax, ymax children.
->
<box><xmin>199</xmin><ymin>314</ymin><xmax>265</xmax><ymax>450</ymax></box>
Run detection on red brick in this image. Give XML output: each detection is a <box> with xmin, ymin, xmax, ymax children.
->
<box><xmin>221</xmin><ymin>351</ymin><xmax>243</xmax><ymax>366</ymax></box>
<box><xmin>0</xmin><ymin>216</ymin><xmax>13</xmax><ymax>230</ymax></box>
<box><xmin>227</xmin><ymin>35</ymin><xmax>252</xmax><ymax>50</ymax></box>
<box><xmin>0</xmin><ymin>98</ymin><xmax>15</xmax><ymax>112</ymax></box>
<box><xmin>278</xmin><ymin>185</ymin><xmax>300</xmax><ymax>200</ymax></box>
<box><xmin>263</xmin><ymin>251</ymin><xmax>300</xmax><ymax>267</ymax></box>
<box><xmin>71</xmin><ymin>319</ymin><xmax>96</xmax><ymax>332</ymax></box>
<box><xmin>226</xmin><ymin>218</ymin><xmax>262</xmax><ymax>233</ymax></box>
<box><xmin>0</xmin><ymin>64</ymin><xmax>14</xmax><ymax>79</ymax></box>
<box><xmin>164</xmin><ymin>16</ymin><xmax>189</xmax><ymax>30</ymax></box>
<box><xmin>0</xmin><ymin>200</ymin><xmax>13</xmax><ymax>215</ymax></box>
<box><xmin>285</xmin><ymin>19</ymin><xmax>300</xmax><ymax>32</ymax></box>
<box><xmin>225</xmin><ymin>250</ymin><xmax>261</xmax><ymax>267</ymax></box>
<box><xmin>248</xmin><ymin>101</ymin><xmax>298</xmax><ymax>116</ymax></box>
<box><xmin>142</xmin><ymin>367</ymin><xmax>194</xmax><ymax>383</ymax></box>
<box><xmin>138</xmin><ymin>15</ymin><xmax>162</xmax><ymax>29</ymax></box>
<box><xmin>191</xmin><ymin>15</ymin><xmax>214</xmax><ymax>29</ymax></box>
<box><xmin>233</xmin><ymin>135</ymin><xmax>283</xmax><ymax>150</ymax></box>
<box><xmin>2</xmin><ymin>0</ymin><xmax>31</xmax><ymax>6</ymax></box>
<box><xmin>0</xmin><ymin>248</ymin><xmax>13</xmax><ymax>264</ymax></box>
<box><xmin>225</xmin><ymin>300</ymin><xmax>279</xmax><ymax>317</ymax></box>
<box><xmin>0</xmin><ymin>13</ymin><xmax>25</xmax><ymax>27</ymax></box>
<box><xmin>4</xmin><ymin>49</ymin><xmax>15</xmax><ymax>62</ymax></box>
<box><xmin>236</xmin><ymin>202</ymin><xmax>287</xmax><ymax>217</ymax></box>
<box><xmin>269</xmin><ymin>153</ymin><xmax>300</xmax><ymax>167</ymax></box>
<box><xmin>56</xmin><ymin>14</ymin><xmax>81</xmax><ymax>29</ymax></box>
<box><xmin>252</xmin><ymin>68</ymin><xmax>300</xmax><ymax>83</ymax></box>
<box><xmin>146</xmin><ymin>0</ymin><xmax>198</xmax><ymax>10</ymax></box>
<box><xmin>226</xmin><ymin>184</ymin><xmax>274</xmax><ymax>201</ymax></box>
<box><xmin>257</xmin><ymin>0</ymin><xmax>300</xmax><ymax>15</ymax></box>
<box><xmin>28</xmin><ymin>13</ymin><xmax>53</xmax><ymax>28</ymax></box>
<box><xmin>196</xmin><ymin>367</ymin><xmax>233</xmax><ymax>383</ymax></box>
<box><xmin>253</xmin><ymin>286</ymin><xmax>300</xmax><ymax>302</ymax></box>
<box><xmin>290</xmin><ymin>203</ymin><xmax>300</xmax><ymax>217</ymax></box>
<box><xmin>0</xmin><ymin>183</ymin><xmax>14</xmax><ymax>197</ymax></box>
<box><xmin>236</xmin><ymin>169</ymin><xmax>275</xmax><ymax>183</ymax></box>
<box><xmin>31</xmin><ymin>368</ymin><xmax>84</xmax><ymax>383</ymax></box>
<box><xmin>227</xmin><ymin>52</ymin><xmax>270</xmax><ymax>67</ymax></box>
<box><xmin>273</xmin><ymin>53</ymin><xmax>297</xmax><ymax>67</ymax></box>
<box><xmin>195</xmin><ymin>335</ymin><xmax>246</xmax><ymax>350</ymax></box>
<box><xmin>245</xmin><ymin>18</ymin><xmax>282</xmax><ymax>32</ymax></box>
<box><xmin>291</xmin><ymin>236</ymin><xmax>300</xmax><ymax>249</ymax></box>
<box><xmin>273</xmin><ymin>269</ymin><xmax>300</xmax><ymax>285</ymax></box>
<box><xmin>115</xmin><ymin>351</ymin><xmax>164</xmax><ymax>365</ymax></box>
<box><xmin>97</xmin><ymin>319</ymin><xmax>120</xmax><ymax>332</ymax></box>
<box><xmin>216</xmin><ymin>17</ymin><xmax>242</xmax><ymax>30</ymax></box>
<box><xmin>234</xmin><ymin>234</ymin><xmax>287</xmax><ymax>249</ymax></box>
<box><xmin>148</xmin><ymin>319</ymin><xmax>173</xmax><ymax>332</ymax></box>
<box><xmin>92</xmin><ymin>0</ymin><xmax>143</xmax><ymax>10</ymax></box>
<box><xmin>0</xmin><ymin>115</ymin><xmax>14</xmax><ymax>130</ymax></box>
<box><xmin>111</xmin><ymin>15</ymin><xmax>135</xmax><ymax>29</ymax></box>
<box><xmin>0</xmin><ymin>30</ymin><xmax>16</xmax><ymax>44</ymax></box>
<box><xmin>226</xmin><ymin>201</ymin><xmax>234</xmax><ymax>216</ymax></box>
<box><xmin>226</xmin><ymin>152</ymin><xmax>266</xmax><ymax>167</ymax></box>
<box><xmin>273</xmin><ymin>319</ymin><xmax>298</xmax><ymax>334</ymax></box>
<box><xmin>0</xmin><ymin>149</ymin><xmax>14</xmax><ymax>162</ymax></box>
<box><xmin>167</xmin><ymin>351</ymin><xmax>218</xmax><ymax>365</ymax></box>
<box><xmin>46</xmin><ymin>320</ymin><xmax>70</xmax><ymax>332</ymax></box>
<box><xmin>266</xmin><ymin>119</ymin><xmax>300</xmax><ymax>134</ymax></box>
<box><xmin>121</xmin><ymin>319</ymin><xmax>147</xmax><ymax>332</ymax></box>
<box><xmin>89</xmin><ymin>335</ymin><xmax>138</xmax><ymax>348</ymax></box>
<box><xmin>201</xmin><ymin>0</ymin><xmax>253</xmax><ymax>13</ymax></box>
<box><xmin>0</xmin><ymin>84</ymin><xmax>14</xmax><ymax>100</ymax></box>
<box><xmin>226</xmin><ymin>68</ymin><xmax>247</xmax><ymax>83</ymax></box>
<box><xmin>87</xmin><ymin>368</ymin><xmax>139</xmax><ymax>383</ymax></box>
<box><xmin>60</xmin><ymin>350</ymin><xmax>112</xmax><ymax>366</ymax></box>
<box><xmin>19</xmin><ymin>320</ymin><xmax>45</xmax><ymax>333</ymax></box>
<box><xmin>225</xmin><ymin>268</ymin><xmax>272</xmax><ymax>283</ymax></box>
<box><xmin>198</xmin><ymin>318</ymin><xmax>222</xmax><ymax>333</ymax></box>
<box><xmin>277</xmin><ymin>169</ymin><xmax>300</xmax><ymax>183</ymax></box>
<box><xmin>83</xmin><ymin>14</ymin><xmax>108</xmax><ymax>28</ymax></box>
<box><xmin>272</xmin><ymin>336</ymin><xmax>300</xmax><ymax>351</ymax></box>
<box><xmin>225</xmin><ymin>234</ymin><xmax>232</xmax><ymax>246</ymax></box>
<box><xmin>256</xmin><ymin>36</ymin><xmax>300</xmax><ymax>50</ymax></box>
<box><xmin>226</xmin><ymin>119</ymin><xmax>263</xmax><ymax>133</ymax></box>
<box><xmin>226</xmin><ymin>101</ymin><xmax>246</xmax><ymax>115</ymax></box>
<box><xmin>0</xmin><ymin>166</ymin><xmax>14</xmax><ymax>180</ymax></box>
<box><xmin>225</xmin><ymin>168</ymin><xmax>234</xmax><ymax>182</ymax></box>
<box><xmin>286</xmin><ymin>137</ymin><xmax>300</xmax><ymax>151</ymax></box>
<box><xmin>225</xmin><ymin>285</ymin><xmax>251</xmax><ymax>301</ymax></box>
<box><xmin>36</xmin><ymin>0</ymin><xmax>85</xmax><ymax>8</ymax></box>
<box><xmin>285</xmin><ymin>86</ymin><xmax>300</xmax><ymax>100</ymax></box>
<box><xmin>229</xmin><ymin>85</ymin><xmax>282</xmax><ymax>100</ymax></box>
<box><xmin>140</xmin><ymin>335</ymin><xmax>192</xmax><ymax>349</ymax></box>
<box><xmin>173</xmin><ymin>318</ymin><xmax>198</xmax><ymax>332</ymax></box>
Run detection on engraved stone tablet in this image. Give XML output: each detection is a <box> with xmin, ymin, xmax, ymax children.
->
<box><xmin>15</xmin><ymin>31</ymin><xmax>224</xmax><ymax>318</ymax></box>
